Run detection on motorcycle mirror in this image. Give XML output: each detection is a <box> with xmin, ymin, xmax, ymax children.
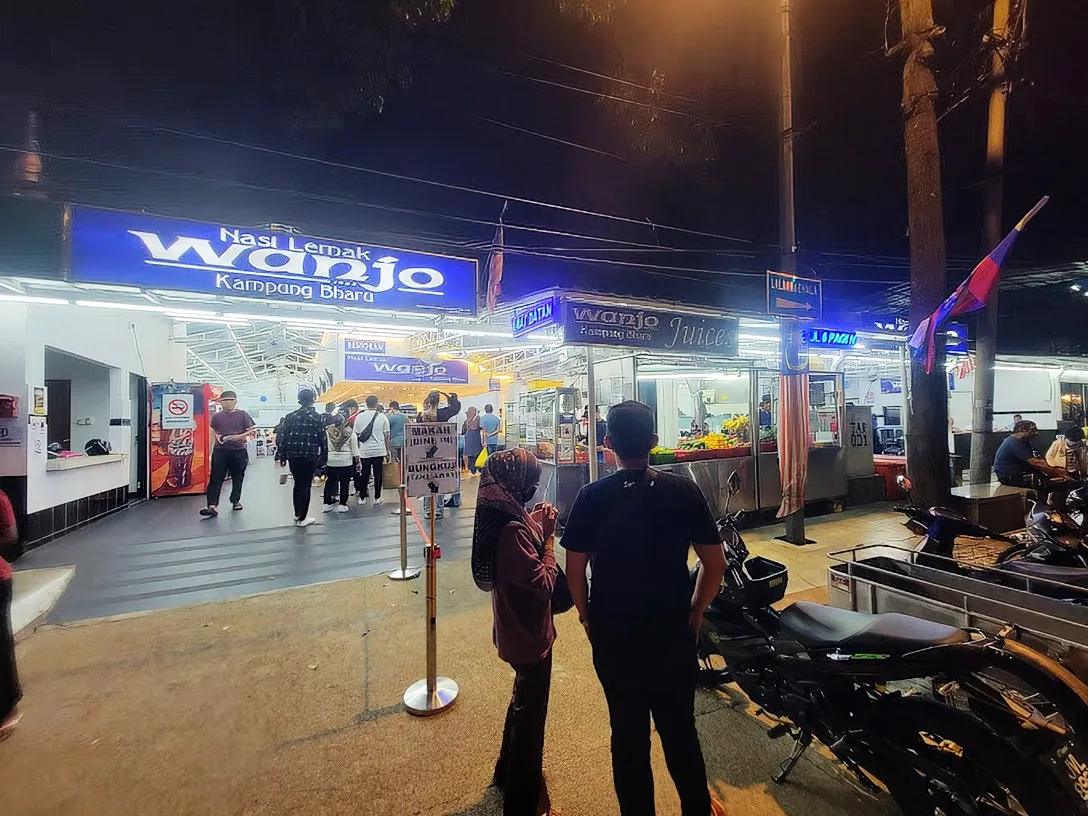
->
<box><xmin>897</xmin><ymin>475</ymin><xmax>913</xmax><ymax>491</ymax></box>
<box><xmin>727</xmin><ymin>470</ymin><xmax>741</xmax><ymax>496</ymax></box>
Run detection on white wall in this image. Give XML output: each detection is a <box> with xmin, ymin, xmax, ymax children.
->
<box><xmin>0</xmin><ymin>303</ymin><xmax>28</xmax><ymax>478</ymax></box>
<box><xmin>24</xmin><ymin>304</ymin><xmax>186</xmax><ymax>513</ymax></box>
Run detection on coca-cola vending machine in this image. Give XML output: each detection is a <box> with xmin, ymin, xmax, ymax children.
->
<box><xmin>149</xmin><ymin>382</ymin><xmax>220</xmax><ymax>498</ymax></box>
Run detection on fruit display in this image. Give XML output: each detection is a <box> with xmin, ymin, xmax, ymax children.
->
<box><xmin>650</xmin><ymin>418</ymin><xmax>754</xmax><ymax>465</ymax></box>
<box><xmin>721</xmin><ymin>415</ymin><xmax>751</xmax><ymax>445</ymax></box>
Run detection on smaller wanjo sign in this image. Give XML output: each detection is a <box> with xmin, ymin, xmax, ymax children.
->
<box><xmin>344</xmin><ymin>339</ymin><xmax>387</xmax><ymax>355</ymax></box>
<box><xmin>805</xmin><ymin>327</ymin><xmax>858</xmax><ymax>348</ymax></box>
<box><xmin>512</xmin><ymin>297</ymin><xmax>560</xmax><ymax>338</ymax></box>
<box><xmin>344</xmin><ymin>353</ymin><xmax>469</xmax><ymax>384</ymax></box>
<box><xmin>563</xmin><ymin>301</ymin><xmax>739</xmax><ymax>357</ymax></box>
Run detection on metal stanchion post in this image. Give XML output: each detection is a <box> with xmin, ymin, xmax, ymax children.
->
<box><xmin>403</xmin><ymin>489</ymin><xmax>458</xmax><ymax>716</ymax></box>
<box><xmin>388</xmin><ymin>450</ymin><xmax>420</xmax><ymax>581</ymax></box>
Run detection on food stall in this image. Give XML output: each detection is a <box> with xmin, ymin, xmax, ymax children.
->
<box><xmin>496</xmin><ymin>295</ymin><xmax>850</xmax><ymax>519</ymax></box>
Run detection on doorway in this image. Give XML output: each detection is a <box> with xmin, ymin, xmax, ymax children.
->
<box><xmin>129</xmin><ymin>374</ymin><xmax>149</xmax><ymax>500</ymax></box>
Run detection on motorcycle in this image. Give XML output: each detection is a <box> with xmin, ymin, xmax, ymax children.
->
<box><xmin>895</xmin><ymin>474</ymin><xmax>1088</xmax><ymax>597</ymax></box>
<box><xmin>695</xmin><ymin>470</ymin><xmax>1088</xmax><ymax>815</ymax></box>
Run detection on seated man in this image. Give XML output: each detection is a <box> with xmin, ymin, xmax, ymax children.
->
<box><xmin>994</xmin><ymin>420</ymin><xmax>1068</xmax><ymax>488</ymax></box>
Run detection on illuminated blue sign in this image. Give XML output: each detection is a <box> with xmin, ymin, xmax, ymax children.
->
<box><xmin>68</xmin><ymin>207</ymin><xmax>478</xmax><ymax>314</ymax></box>
<box><xmin>345</xmin><ymin>339</ymin><xmax>387</xmax><ymax>355</ymax></box>
<box><xmin>805</xmin><ymin>327</ymin><xmax>858</xmax><ymax>348</ymax></box>
<box><xmin>344</xmin><ymin>354</ymin><xmax>469</xmax><ymax>384</ymax></box>
<box><xmin>512</xmin><ymin>297</ymin><xmax>560</xmax><ymax>338</ymax></box>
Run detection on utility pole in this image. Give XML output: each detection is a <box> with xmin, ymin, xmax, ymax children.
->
<box><xmin>778</xmin><ymin>0</ymin><xmax>808</xmax><ymax>544</ymax></box>
<box><xmin>969</xmin><ymin>0</ymin><xmax>1013</xmax><ymax>484</ymax></box>
<box><xmin>894</xmin><ymin>0</ymin><xmax>951</xmax><ymax>506</ymax></box>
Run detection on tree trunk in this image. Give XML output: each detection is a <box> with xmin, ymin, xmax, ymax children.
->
<box><xmin>897</xmin><ymin>0</ymin><xmax>950</xmax><ymax>507</ymax></box>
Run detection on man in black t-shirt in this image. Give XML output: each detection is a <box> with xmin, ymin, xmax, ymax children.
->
<box><xmin>564</xmin><ymin>400</ymin><xmax>727</xmax><ymax>816</ymax></box>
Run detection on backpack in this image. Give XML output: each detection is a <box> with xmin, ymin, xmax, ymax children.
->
<box><xmin>357</xmin><ymin>412</ymin><xmax>379</xmax><ymax>444</ymax></box>
<box><xmin>85</xmin><ymin>439</ymin><xmax>112</xmax><ymax>456</ymax></box>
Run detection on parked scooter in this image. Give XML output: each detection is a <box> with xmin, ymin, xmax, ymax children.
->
<box><xmin>696</xmin><ymin>471</ymin><xmax>1088</xmax><ymax>814</ymax></box>
<box><xmin>895</xmin><ymin>475</ymin><xmax>1088</xmax><ymax>596</ymax></box>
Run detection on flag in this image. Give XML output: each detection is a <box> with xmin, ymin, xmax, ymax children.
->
<box><xmin>777</xmin><ymin>372</ymin><xmax>810</xmax><ymax>519</ymax></box>
<box><xmin>958</xmin><ymin>354</ymin><xmax>975</xmax><ymax>380</ymax></box>
<box><xmin>908</xmin><ymin>196</ymin><xmax>1049</xmax><ymax>373</ymax></box>
<box><xmin>485</xmin><ymin>224</ymin><xmax>504</xmax><ymax>314</ymax></box>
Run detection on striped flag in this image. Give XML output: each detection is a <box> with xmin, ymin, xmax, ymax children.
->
<box><xmin>777</xmin><ymin>373</ymin><xmax>810</xmax><ymax>519</ymax></box>
<box><xmin>909</xmin><ymin>197</ymin><xmax>1048</xmax><ymax>374</ymax></box>
<box><xmin>485</xmin><ymin>224</ymin><xmax>504</xmax><ymax>314</ymax></box>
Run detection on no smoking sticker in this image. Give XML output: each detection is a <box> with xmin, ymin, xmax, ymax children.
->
<box><xmin>161</xmin><ymin>393</ymin><xmax>195</xmax><ymax>429</ymax></box>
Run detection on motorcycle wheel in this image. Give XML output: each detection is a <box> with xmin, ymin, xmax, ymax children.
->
<box><xmin>865</xmin><ymin>695</ymin><xmax>1063</xmax><ymax>816</ymax></box>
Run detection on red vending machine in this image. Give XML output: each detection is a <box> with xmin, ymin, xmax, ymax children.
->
<box><xmin>150</xmin><ymin>383</ymin><xmax>219</xmax><ymax>498</ymax></box>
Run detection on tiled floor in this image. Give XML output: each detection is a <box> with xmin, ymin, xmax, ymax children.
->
<box><xmin>16</xmin><ymin>459</ymin><xmax>481</xmax><ymax>623</ymax></box>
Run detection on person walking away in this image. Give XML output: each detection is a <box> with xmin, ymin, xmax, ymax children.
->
<box><xmin>323</xmin><ymin>414</ymin><xmax>359</xmax><ymax>513</ymax></box>
<box><xmin>201</xmin><ymin>390</ymin><xmax>255</xmax><ymax>517</ymax></box>
<box><xmin>387</xmin><ymin>401</ymin><xmax>409</xmax><ymax>461</ymax></box>
<box><xmin>564</xmin><ymin>401</ymin><xmax>728</xmax><ymax>816</ymax></box>
<box><xmin>463</xmin><ymin>406</ymin><xmax>484</xmax><ymax>476</ymax></box>
<box><xmin>472</xmin><ymin>450</ymin><xmax>558</xmax><ymax>815</ymax></box>
<box><xmin>276</xmin><ymin>387</ymin><xmax>327</xmax><ymax>527</ymax></box>
<box><xmin>481</xmin><ymin>404</ymin><xmax>502</xmax><ymax>455</ymax></box>
<box><xmin>0</xmin><ymin>488</ymin><xmax>23</xmax><ymax>740</ymax></box>
<box><xmin>419</xmin><ymin>390</ymin><xmax>461</xmax><ymax>518</ymax></box>
<box><xmin>354</xmin><ymin>395</ymin><xmax>391</xmax><ymax>506</ymax></box>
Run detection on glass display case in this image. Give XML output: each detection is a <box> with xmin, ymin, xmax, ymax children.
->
<box><xmin>519</xmin><ymin>387</ymin><xmax>585</xmax><ymax>522</ymax></box>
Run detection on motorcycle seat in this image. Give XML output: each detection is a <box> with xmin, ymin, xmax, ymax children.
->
<box><xmin>999</xmin><ymin>560</ymin><xmax>1088</xmax><ymax>588</ymax></box>
<box><xmin>778</xmin><ymin>601</ymin><xmax>969</xmax><ymax>654</ymax></box>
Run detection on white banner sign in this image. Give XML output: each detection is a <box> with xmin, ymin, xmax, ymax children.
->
<box><xmin>404</xmin><ymin>422</ymin><xmax>461</xmax><ymax>498</ymax></box>
<box><xmin>162</xmin><ymin>393</ymin><xmax>196</xmax><ymax>429</ymax></box>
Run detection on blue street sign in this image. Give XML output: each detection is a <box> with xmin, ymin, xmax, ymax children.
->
<box><xmin>767</xmin><ymin>271</ymin><xmax>823</xmax><ymax>320</ymax></box>
<box><xmin>68</xmin><ymin>207</ymin><xmax>479</xmax><ymax>314</ymax></box>
<box><xmin>806</xmin><ymin>327</ymin><xmax>857</xmax><ymax>349</ymax></box>
<box><xmin>511</xmin><ymin>297</ymin><xmax>560</xmax><ymax>338</ymax></box>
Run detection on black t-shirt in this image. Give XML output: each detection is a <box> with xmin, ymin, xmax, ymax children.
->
<box><xmin>562</xmin><ymin>467</ymin><xmax>720</xmax><ymax>642</ymax></box>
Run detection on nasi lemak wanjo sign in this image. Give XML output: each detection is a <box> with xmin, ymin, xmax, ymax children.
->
<box><xmin>68</xmin><ymin>207</ymin><xmax>478</xmax><ymax>313</ymax></box>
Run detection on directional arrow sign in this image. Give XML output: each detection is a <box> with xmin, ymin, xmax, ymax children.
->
<box><xmin>767</xmin><ymin>270</ymin><xmax>822</xmax><ymax>320</ymax></box>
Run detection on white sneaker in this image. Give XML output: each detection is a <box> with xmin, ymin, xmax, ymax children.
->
<box><xmin>357</xmin><ymin>496</ymin><xmax>367</xmax><ymax>506</ymax></box>
<box><xmin>335</xmin><ymin>505</ymin><xmax>350</xmax><ymax>513</ymax></box>
<box><xmin>322</xmin><ymin>504</ymin><xmax>335</xmax><ymax>513</ymax></box>
<box><xmin>373</xmin><ymin>497</ymin><xmax>384</xmax><ymax>506</ymax></box>
<box><xmin>297</xmin><ymin>517</ymin><xmax>316</xmax><ymax>527</ymax></box>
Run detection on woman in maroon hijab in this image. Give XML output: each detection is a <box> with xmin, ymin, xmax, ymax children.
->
<box><xmin>472</xmin><ymin>449</ymin><xmax>558</xmax><ymax>815</ymax></box>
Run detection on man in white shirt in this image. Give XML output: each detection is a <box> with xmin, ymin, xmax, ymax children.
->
<box><xmin>353</xmin><ymin>395</ymin><xmax>391</xmax><ymax>505</ymax></box>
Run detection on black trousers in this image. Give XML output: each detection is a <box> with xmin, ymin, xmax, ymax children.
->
<box><xmin>323</xmin><ymin>465</ymin><xmax>353</xmax><ymax>506</ymax></box>
<box><xmin>288</xmin><ymin>458</ymin><xmax>318</xmax><ymax>520</ymax></box>
<box><xmin>0</xmin><ymin>578</ymin><xmax>21</xmax><ymax>720</ymax></box>
<box><xmin>207</xmin><ymin>448</ymin><xmax>247</xmax><ymax>506</ymax></box>
<box><xmin>356</xmin><ymin>456</ymin><xmax>385</xmax><ymax>499</ymax></box>
<box><xmin>593</xmin><ymin>636</ymin><xmax>710</xmax><ymax>816</ymax></box>
<box><xmin>494</xmin><ymin>651</ymin><xmax>552</xmax><ymax>815</ymax></box>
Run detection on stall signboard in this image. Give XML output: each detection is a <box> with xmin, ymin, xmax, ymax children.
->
<box><xmin>344</xmin><ymin>339</ymin><xmax>386</xmax><ymax>355</ymax></box>
<box><xmin>68</xmin><ymin>207</ymin><xmax>479</xmax><ymax>314</ymax></box>
<box><xmin>806</xmin><ymin>327</ymin><xmax>857</xmax><ymax>349</ymax></box>
<box><xmin>512</xmin><ymin>297</ymin><xmax>560</xmax><ymax>338</ymax></box>
<box><xmin>404</xmin><ymin>422</ymin><xmax>461</xmax><ymax>498</ymax></box>
<box><xmin>767</xmin><ymin>270</ymin><xmax>823</xmax><ymax>320</ymax></box>
<box><xmin>344</xmin><ymin>353</ymin><xmax>469</xmax><ymax>384</ymax></box>
<box><xmin>563</xmin><ymin>301</ymin><xmax>739</xmax><ymax>357</ymax></box>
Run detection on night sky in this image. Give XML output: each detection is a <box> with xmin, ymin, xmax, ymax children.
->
<box><xmin>1</xmin><ymin>0</ymin><xmax>1086</xmax><ymax>323</ymax></box>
